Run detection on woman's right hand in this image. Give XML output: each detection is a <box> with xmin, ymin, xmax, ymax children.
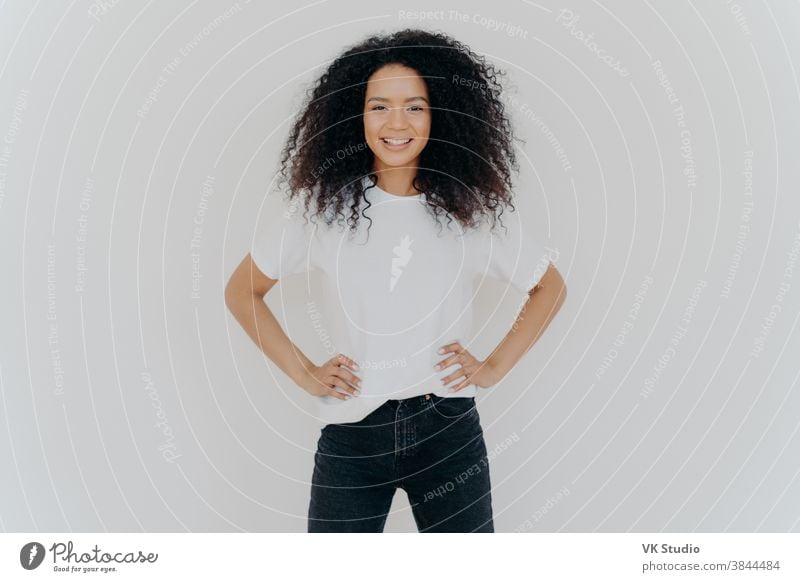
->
<box><xmin>296</xmin><ymin>353</ymin><xmax>361</xmax><ymax>400</ymax></box>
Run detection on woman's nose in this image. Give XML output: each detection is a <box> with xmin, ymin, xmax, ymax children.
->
<box><xmin>386</xmin><ymin>106</ymin><xmax>408</xmax><ymax>128</ymax></box>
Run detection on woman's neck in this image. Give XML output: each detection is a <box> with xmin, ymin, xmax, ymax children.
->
<box><xmin>372</xmin><ymin>166</ymin><xmax>420</xmax><ymax>196</ymax></box>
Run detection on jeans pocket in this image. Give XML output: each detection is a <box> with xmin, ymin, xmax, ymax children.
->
<box><xmin>430</xmin><ymin>395</ymin><xmax>477</xmax><ymax>419</ymax></box>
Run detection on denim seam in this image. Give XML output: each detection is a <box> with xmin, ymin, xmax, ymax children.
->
<box><xmin>430</xmin><ymin>397</ymin><xmax>477</xmax><ymax>420</ymax></box>
<box><xmin>393</xmin><ymin>400</ymin><xmax>401</xmax><ymax>483</ymax></box>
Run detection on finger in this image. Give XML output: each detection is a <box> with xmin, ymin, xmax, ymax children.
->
<box><xmin>435</xmin><ymin>348</ymin><xmax>476</xmax><ymax>372</ymax></box>
<box><xmin>449</xmin><ymin>366</ymin><xmax>475</xmax><ymax>390</ymax></box>
<box><xmin>440</xmin><ymin>366</ymin><xmax>468</xmax><ymax>387</ymax></box>
<box><xmin>435</xmin><ymin>352</ymin><xmax>460</xmax><ymax>372</ymax></box>
<box><xmin>329</xmin><ymin>376</ymin><xmax>359</xmax><ymax>396</ymax></box>
<box><xmin>326</xmin><ymin>386</ymin><xmax>349</xmax><ymax>400</ymax></box>
<box><xmin>437</xmin><ymin>341</ymin><xmax>462</xmax><ymax>356</ymax></box>
<box><xmin>436</xmin><ymin>342</ymin><xmax>476</xmax><ymax>366</ymax></box>
<box><xmin>450</xmin><ymin>375</ymin><xmax>473</xmax><ymax>392</ymax></box>
<box><xmin>330</xmin><ymin>367</ymin><xmax>361</xmax><ymax>389</ymax></box>
<box><xmin>335</xmin><ymin>353</ymin><xmax>360</xmax><ymax>372</ymax></box>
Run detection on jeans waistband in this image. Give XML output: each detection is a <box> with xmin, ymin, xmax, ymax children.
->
<box><xmin>386</xmin><ymin>392</ymin><xmax>436</xmax><ymax>410</ymax></box>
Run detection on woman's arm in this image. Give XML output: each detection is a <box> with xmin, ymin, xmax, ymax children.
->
<box><xmin>224</xmin><ymin>254</ymin><xmax>316</xmax><ymax>385</ymax></box>
<box><xmin>224</xmin><ymin>254</ymin><xmax>361</xmax><ymax>400</ymax></box>
<box><xmin>485</xmin><ymin>263</ymin><xmax>567</xmax><ymax>380</ymax></box>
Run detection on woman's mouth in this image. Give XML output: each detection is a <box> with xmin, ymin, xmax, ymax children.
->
<box><xmin>380</xmin><ymin>137</ymin><xmax>413</xmax><ymax>150</ymax></box>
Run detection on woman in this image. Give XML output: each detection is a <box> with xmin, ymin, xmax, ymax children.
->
<box><xmin>225</xmin><ymin>28</ymin><xmax>566</xmax><ymax>532</ymax></box>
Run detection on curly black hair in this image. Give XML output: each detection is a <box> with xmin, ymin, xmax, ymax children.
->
<box><xmin>277</xmin><ymin>27</ymin><xmax>520</xmax><ymax>235</ymax></box>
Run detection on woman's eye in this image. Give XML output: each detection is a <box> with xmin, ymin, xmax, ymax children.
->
<box><xmin>368</xmin><ymin>105</ymin><xmax>425</xmax><ymax>112</ymax></box>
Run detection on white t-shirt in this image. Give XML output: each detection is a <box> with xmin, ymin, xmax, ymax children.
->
<box><xmin>251</xmin><ymin>176</ymin><xmax>550</xmax><ymax>425</ymax></box>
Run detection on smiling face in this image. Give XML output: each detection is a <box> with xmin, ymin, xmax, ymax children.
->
<box><xmin>363</xmin><ymin>63</ymin><xmax>431</xmax><ymax>175</ymax></box>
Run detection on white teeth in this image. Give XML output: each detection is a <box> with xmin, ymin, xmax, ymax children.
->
<box><xmin>382</xmin><ymin>138</ymin><xmax>411</xmax><ymax>145</ymax></box>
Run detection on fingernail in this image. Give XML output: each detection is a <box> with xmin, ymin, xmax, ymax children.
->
<box><xmin>353</xmin><ymin>389</ymin><xmax>360</xmax><ymax>396</ymax></box>
<box><xmin>434</xmin><ymin>364</ymin><xmax>439</xmax><ymax>370</ymax></box>
<box><xmin>438</xmin><ymin>348</ymin><xmax>444</xmax><ymax>354</ymax></box>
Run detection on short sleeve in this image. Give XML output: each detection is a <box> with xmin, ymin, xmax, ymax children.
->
<box><xmin>250</xmin><ymin>202</ymin><xmax>314</xmax><ymax>279</ymax></box>
<box><xmin>482</xmin><ymin>211</ymin><xmax>550</xmax><ymax>293</ymax></box>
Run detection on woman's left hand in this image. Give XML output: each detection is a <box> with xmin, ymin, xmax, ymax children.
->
<box><xmin>434</xmin><ymin>341</ymin><xmax>502</xmax><ymax>392</ymax></box>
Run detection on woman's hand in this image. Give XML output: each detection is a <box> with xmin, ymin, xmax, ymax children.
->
<box><xmin>434</xmin><ymin>341</ymin><xmax>502</xmax><ymax>392</ymax></box>
<box><xmin>296</xmin><ymin>354</ymin><xmax>361</xmax><ymax>400</ymax></box>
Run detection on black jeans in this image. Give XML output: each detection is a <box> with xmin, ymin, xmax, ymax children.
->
<box><xmin>308</xmin><ymin>392</ymin><xmax>494</xmax><ymax>532</ymax></box>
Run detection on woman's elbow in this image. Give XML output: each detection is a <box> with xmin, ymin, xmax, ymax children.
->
<box><xmin>225</xmin><ymin>254</ymin><xmax>276</xmax><ymax>308</ymax></box>
<box><xmin>224</xmin><ymin>276</ymin><xmax>247</xmax><ymax>312</ymax></box>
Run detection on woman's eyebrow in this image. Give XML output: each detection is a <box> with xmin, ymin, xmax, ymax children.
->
<box><xmin>366</xmin><ymin>96</ymin><xmax>430</xmax><ymax>104</ymax></box>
